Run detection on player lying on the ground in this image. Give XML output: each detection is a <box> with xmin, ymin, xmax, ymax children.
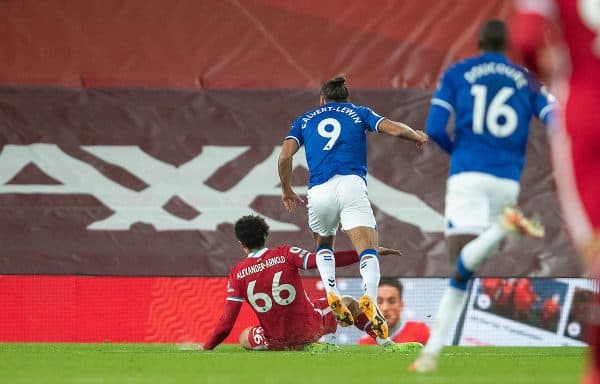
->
<box><xmin>201</xmin><ymin>214</ymin><xmax>422</xmax><ymax>352</ymax></box>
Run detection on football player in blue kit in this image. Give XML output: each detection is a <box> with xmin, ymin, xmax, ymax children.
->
<box><xmin>278</xmin><ymin>76</ymin><xmax>428</xmax><ymax>342</ymax></box>
<box><xmin>410</xmin><ymin>19</ymin><xmax>557</xmax><ymax>372</ymax></box>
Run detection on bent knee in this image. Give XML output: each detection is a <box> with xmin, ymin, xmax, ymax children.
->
<box><xmin>239</xmin><ymin>327</ymin><xmax>252</xmax><ymax>350</ymax></box>
<box><xmin>239</xmin><ymin>326</ymin><xmax>269</xmax><ymax>351</ymax></box>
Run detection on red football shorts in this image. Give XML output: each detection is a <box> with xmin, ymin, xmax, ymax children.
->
<box><xmin>245</xmin><ymin>297</ymin><xmax>337</xmax><ymax>350</ymax></box>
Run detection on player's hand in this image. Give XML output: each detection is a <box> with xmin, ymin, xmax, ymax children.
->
<box><xmin>282</xmin><ymin>189</ymin><xmax>304</xmax><ymax>213</ymax></box>
<box><xmin>414</xmin><ymin>130</ymin><xmax>429</xmax><ymax>148</ymax></box>
<box><xmin>378</xmin><ymin>246</ymin><xmax>403</xmax><ymax>256</ymax></box>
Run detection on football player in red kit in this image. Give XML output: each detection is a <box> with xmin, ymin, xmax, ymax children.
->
<box><xmin>201</xmin><ymin>214</ymin><xmax>422</xmax><ymax>352</ymax></box>
<box><xmin>511</xmin><ymin>1</ymin><xmax>600</xmax><ymax>382</ymax></box>
<box><xmin>511</xmin><ymin>0</ymin><xmax>600</xmax><ymax>269</ymax></box>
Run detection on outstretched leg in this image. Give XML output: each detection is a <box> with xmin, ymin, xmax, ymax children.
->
<box><xmin>342</xmin><ymin>295</ymin><xmax>377</xmax><ymax>339</ymax></box>
<box><xmin>343</xmin><ymin>295</ymin><xmax>421</xmax><ymax>352</ymax></box>
<box><xmin>410</xmin><ymin>206</ymin><xmax>544</xmax><ymax>372</ymax></box>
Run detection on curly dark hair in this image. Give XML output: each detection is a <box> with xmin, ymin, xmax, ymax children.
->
<box><xmin>234</xmin><ymin>215</ymin><xmax>270</xmax><ymax>249</ymax></box>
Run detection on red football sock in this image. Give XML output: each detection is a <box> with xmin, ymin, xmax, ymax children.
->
<box><xmin>355</xmin><ymin>312</ymin><xmax>377</xmax><ymax>339</ymax></box>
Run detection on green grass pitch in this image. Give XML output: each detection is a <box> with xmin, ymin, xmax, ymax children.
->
<box><xmin>0</xmin><ymin>343</ymin><xmax>585</xmax><ymax>384</ymax></box>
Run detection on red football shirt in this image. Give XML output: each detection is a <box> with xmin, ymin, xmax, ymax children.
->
<box><xmin>512</xmin><ymin>0</ymin><xmax>600</xmax><ymax>89</ymax></box>
<box><xmin>512</xmin><ymin>0</ymin><xmax>600</xmax><ymax>238</ymax></box>
<box><xmin>553</xmin><ymin>0</ymin><xmax>600</xmax><ymax>233</ymax></box>
<box><xmin>227</xmin><ymin>245</ymin><xmax>331</xmax><ymax>350</ymax></box>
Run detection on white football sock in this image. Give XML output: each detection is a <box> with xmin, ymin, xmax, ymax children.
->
<box><xmin>316</xmin><ymin>248</ymin><xmax>338</xmax><ymax>294</ymax></box>
<box><xmin>461</xmin><ymin>223</ymin><xmax>507</xmax><ymax>271</ymax></box>
<box><xmin>422</xmin><ymin>285</ymin><xmax>468</xmax><ymax>356</ymax></box>
<box><xmin>358</xmin><ymin>254</ymin><xmax>380</xmax><ymax>299</ymax></box>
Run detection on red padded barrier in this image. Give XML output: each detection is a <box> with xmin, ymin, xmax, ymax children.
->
<box><xmin>0</xmin><ymin>275</ymin><xmax>270</xmax><ymax>343</ymax></box>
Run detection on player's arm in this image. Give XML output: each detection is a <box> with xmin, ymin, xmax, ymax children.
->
<box><xmin>202</xmin><ymin>299</ymin><xmax>243</xmax><ymax>350</ymax></box>
<box><xmin>302</xmin><ymin>248</ymin><xmax>402</xmax><ymax>269</ymax></box>
<box><xmin>362</xmin><ymin>106</ymin><xmax>426</xmax><ymax>147</ymax></box>
<box><xmin>424</xmin><ymin>105</ymin><xmax>452</xmax><ymax>154</ymax></box>
<box><xmin>378</xmin><ymin>119</ymin><xmax>428</xmax><ymax>147</ymax></box>
<box><xmin>278</xmin><ymin>138</ymin><xmax>304</xmax><ymax>213</ymax></box>
<box><xmin>425</xmin><ymin>69</ymin><xmax>456</xmax><ymax>154</ymax></box>
<box><xmin>202</xmin><ymin>274</ymin><xmax>245</xmax><ymax>351</ymax></box>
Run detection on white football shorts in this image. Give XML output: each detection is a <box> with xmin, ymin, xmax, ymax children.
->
<box><xmin>445</xmin><ymin>172</ymin><xmax>520</xmax><ymax>236</ymax></box>
<box><xmin>307</xmin><ymin>174</ymin><xmax>376</xmax><ymax>237</ymax></box>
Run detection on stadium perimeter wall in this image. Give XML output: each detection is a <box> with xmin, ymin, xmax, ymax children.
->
<box><xmin>0</xmin><ymin>276</ymin><xmax>593</xmax><ymax>346</ymax></box>
<box><xmin>0</xmin><ymin>0</ymin><xmax>583</xmax><ymax>343</ymax></box>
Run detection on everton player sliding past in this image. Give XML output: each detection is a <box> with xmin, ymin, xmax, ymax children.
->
<box><xmin>278</xmin><ymin>76</ymin><xmax>427</xmax><ymax>343</ymax></box>
<box><xmin>201</xmin><ymin>215</ymin><xmax>422</xmax><ymax>352</ymax></box>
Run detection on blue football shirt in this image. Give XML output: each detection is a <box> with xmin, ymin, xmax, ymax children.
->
<box><xmin>286</xmin><ymin>102</ymin><xmax>384</xmax><ymax>188</ymax></box>
<box><xmin>425</xmin><ymin>52</ymin><xmax>556</xmax><ymax>181</ymax></box>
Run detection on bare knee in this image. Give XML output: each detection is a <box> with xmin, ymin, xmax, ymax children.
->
<box><xmin>239</xmin><ymin>327</ymin><xmax>252</xmax><ymax>350</ymax></box>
